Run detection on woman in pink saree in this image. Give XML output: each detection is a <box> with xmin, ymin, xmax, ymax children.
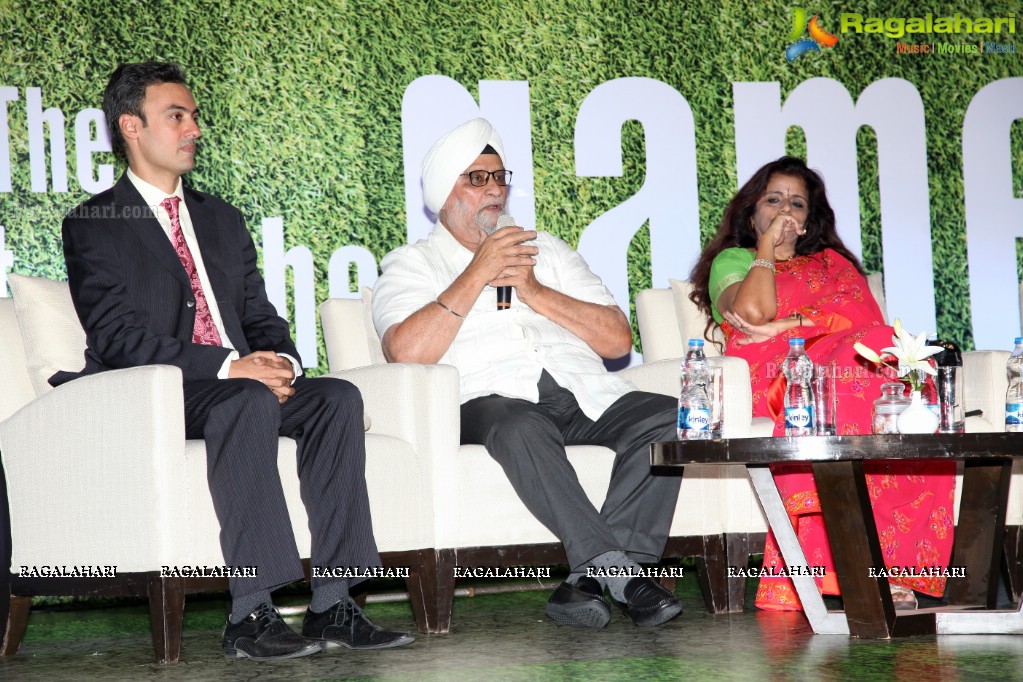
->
<box><xmin>688</xmin><ymin>157</ymin><xmax>954</xmax><ymax>610</ymax></box>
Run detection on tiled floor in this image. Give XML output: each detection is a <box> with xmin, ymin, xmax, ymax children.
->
<box><xmin>4</xmin><ymin>574</ymin><xmax>1023</xmax><ymax>681</ymax></box>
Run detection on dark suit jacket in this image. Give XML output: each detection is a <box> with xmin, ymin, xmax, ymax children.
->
<box><xmin>55</xmin><ymin>173</ymin><xmax>299</xmax><ymax>386</ymax></box>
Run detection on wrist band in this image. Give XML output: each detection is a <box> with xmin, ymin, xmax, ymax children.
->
<box><xmin>790</xmin><ymin>312</ymin><xmax>803</xmax><ymax>326</ymax></box>
<box><xmin>749</xmin><ymin>259</ymin><xmax>776</xmax><ymax>273</ymax></box>
<box><xmin>434</xmin><ymin>299</ymin><xmax>466</xmax><ymax>320</ymax></box>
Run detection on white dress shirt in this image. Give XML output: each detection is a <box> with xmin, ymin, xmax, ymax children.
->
<box><xmin>126</xmin><ymin>170</ymin><xmax>300</xmax><ymax>380</ymax></box>
<box><xmin>373</xmin><ymin>221</ymin><xmax>635</xmax><ymax>421</ymax></box>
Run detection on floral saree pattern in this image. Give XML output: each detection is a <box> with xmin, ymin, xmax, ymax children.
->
<box><xmin>715</xmin><ymin>248</ymin><xmax>955</xmax><ymax>609</ymax></box>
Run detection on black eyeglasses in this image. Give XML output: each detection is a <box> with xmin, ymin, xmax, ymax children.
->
<box><xmin>460</xmin><ymin>170</ymin><xmax>513</xmax><ymax>187</ymax></box>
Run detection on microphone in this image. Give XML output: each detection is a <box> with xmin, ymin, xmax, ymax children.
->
<box><xmin>495</xmin><ymin>214</ymin><xmax>516</xmax><ymax>311</ymax></box>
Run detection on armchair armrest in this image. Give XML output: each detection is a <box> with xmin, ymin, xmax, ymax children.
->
<box><xmin>619</xmin><ymin>356</ymin><xmax>753</xmax><ymax>438</ymax></box>
<box><xmin>327</xmin><ymin>363</ymin><xmax>460</xmax><ymax>444</ymax></box>
<box><xmin>0</xmin><ymin>365</ymin><xmax>188</xmax><ymax>570</ymax></box>
<box><xmin>326</xmin><ymin>363</ymin><xmax>462</xmax><ymax>540</ymax></box>
<box><xmin>963</xmin><ymin>350</ymin><xmax>1009</xmax><ymax>433</ymax></box>
<box><xmin>618</xmin><ymin>357</ymin><xmax>678</xmax><ymax>398</ymax></box>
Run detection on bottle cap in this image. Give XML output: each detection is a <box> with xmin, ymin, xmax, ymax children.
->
<box><xmin>1015</xmin><ymin>337</ymin><xmax>1023</xmax><ymax>345</ymax></box>
<box><xmin>789</xmin><ymin>338</ymin><xmax>805</xmax><ymax>345</ymax></box>
<box><xmin>688</xmin><ymin>339</ymin><xmax>704</xmax><ymax>346</ymax></box>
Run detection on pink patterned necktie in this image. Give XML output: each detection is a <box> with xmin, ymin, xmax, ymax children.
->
<box><xmin>161</xmin><ymin>196</ymin><xmax>223</xmax><ymax>346</ymax></box>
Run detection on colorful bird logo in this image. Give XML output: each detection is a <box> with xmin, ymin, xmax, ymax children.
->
<box><xmin>786</xmin><ymin>8</ymin><xmax>839</xmax><ymax>62</ymax></box>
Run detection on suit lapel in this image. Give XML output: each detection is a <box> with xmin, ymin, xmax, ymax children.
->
<box><xmin>183</xmin><ymin>189</ymin><xmax>228</xmax><ymax>296</ymax></box>
<box><xmin>184</xmin><ymin>187</ymin><xmax>248</xmax><ymax>353</ymax></box>
<box><xmin>112</xmin><ymin>176</ymin><xmax>190</xmax><ymax>288</ymax></box>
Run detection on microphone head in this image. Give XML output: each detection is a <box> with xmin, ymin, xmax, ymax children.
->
<box><xmin>487</xmin><ymin>213</ymin><xmax>517</xmax><ymax>235</ymax></box>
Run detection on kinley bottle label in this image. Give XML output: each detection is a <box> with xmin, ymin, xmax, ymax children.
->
<box><xmin>785</xmin><ymin>405</ymin><xmax>815</xmax><ymax>430</ymax></box>
<box><xmin>682</xmin><ymin>407</ymin><xmax>711</xmax><ymax>431</ymax></box>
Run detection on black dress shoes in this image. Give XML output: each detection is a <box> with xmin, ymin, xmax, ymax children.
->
<box><xmin>545</xmin><ymin>577</ymin><xmax>612</xmax><ymax>628</ymax></box>
<box><xmin>613</xmin><ymin>577</ymin><xmax>683</xmax><ymax>627</ymax></box>
<box><xmin>303</xmin><ymin>597</ymin><xmax>415</xmax><ymax>649</ymax></box>
<box><xmin>222</xmin><ymin>603</ymin><xmax>322</xmax><ymax>661</ymax></box>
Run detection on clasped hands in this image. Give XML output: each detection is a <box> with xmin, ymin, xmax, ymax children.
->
<box><xmin>469</xmin><ymin>224</ymin><xmax>543</xmax><ymax>302</ymax></box>
<box><xmin>229</xmin><ymin>351</ymin><xmax>295</xmax><ymax>403</ymax></box>
<box><xmin>723</xmin><ymin>310</ymin><xmax>810</xmax><ymax>345</ymax></box>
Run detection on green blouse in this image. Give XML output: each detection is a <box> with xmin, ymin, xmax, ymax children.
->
<box><xmin>708</xmin><ymin>247</ymin><xmax>755</xmax><ymax>323</ymax></box>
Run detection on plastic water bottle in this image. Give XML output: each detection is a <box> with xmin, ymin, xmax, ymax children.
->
<box><xmin>678</xmin><ymin>339</ymin><xmax>711</xmax><ymax>440</ymax></box>
<box><xmin>682</xmin><ymin>338</ymin><xmax>710</xmax><ymax>387</ymax></box>
<box><xmin>1006</xmin><ymin>338</ymin><xmax>1023</xmax><ymax>432</ymax></box>
<box><xmin>1008</xmin><ymin>338</ymin><xmax>1023</xmax><ymax>381</ymax></box>
<box><xmin>782</xmin><ymin>338</ymin><xmax>815</xmax><ymax>436</ymax></box>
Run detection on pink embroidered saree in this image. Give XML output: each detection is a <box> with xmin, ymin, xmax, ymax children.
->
<box><xmin>713</xmin><ymin>248</ymin><xmax>955</xmax><ymax>610</ymax></box>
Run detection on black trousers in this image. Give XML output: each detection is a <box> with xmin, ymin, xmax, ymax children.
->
<box><xmin>183</xmin><ymin>376</ymin><xmax>379</xmax><ymax>598</ymax></box>
<box><xmin>461</xmin><ymin>371</ymin><xmax>681</xmax><ymax>570</ymax></box>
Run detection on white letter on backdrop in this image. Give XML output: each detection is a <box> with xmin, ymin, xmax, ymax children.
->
<box><xmin>74</xmin><ymin>108</ymin><xmax>113</xmax><ymax>194</ymax></box>
<box><xmin>964</xmin><ymin>78</ymin><xmax>1023</xmax><ymax>348</ymax></box>
<box><xmin>328</xmin><ymin>245</ymin><xmax>378</xmax><ymax>298</ymax></box>
<box><xmin>262</xmin><ymin>216</ymin><xmax>316</xmax><ymax>367</ymax></box>
<box><xmin>575</xmin><ymin>77</ymin><xmax>699</xmax><ymax>366</ymax></box>
<box><xmin>0</xmin><ymin>87</ymin><xmax>19</xmax><ymax>192</ymax></box>
<box><xmin>26</xmin><ymin>87</ymin><xmax>68</xmax><ymax>193</ymax></box>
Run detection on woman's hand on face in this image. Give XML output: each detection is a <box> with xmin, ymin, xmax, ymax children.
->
<box><xmin>724</xmin><ymin>310</ymin><xmax>790</xmax><ymax>345</ymax></box>
<box><xmin>760</xmin><ymin>212</ymin><xmax>803</xmax><ymax>250</ymax></box>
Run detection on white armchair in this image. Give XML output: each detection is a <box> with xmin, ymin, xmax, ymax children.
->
<box><xmin>319</xmin><ymin>292</ymin><xmax>762</xmax><ymax>619</ymax></box>
<box><xmin>0</xmin><ymin>275</ymin><xmax>431</xmax><ymax>662</ymax></box>
<box><xmin>636</xmin><ymin>279</ymin><xmax>1022</xmax><ymax>602</ymax></box>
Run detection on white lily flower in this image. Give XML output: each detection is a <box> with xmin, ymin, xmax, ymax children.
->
<box><xmin>880</xmin><ymin>324</ymin><xmax>943</xmax><ymax>378</ymax></box>
<box><xmin>854</xmin><ymin>318</ymin><xmax>943</xmax><ymax>392</ymax></box>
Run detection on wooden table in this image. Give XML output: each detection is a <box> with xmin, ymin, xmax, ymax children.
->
<box><xmin>651</xmin><ymin>434</ymin><xmax>1023</xmax><ymax>638</ymax></box>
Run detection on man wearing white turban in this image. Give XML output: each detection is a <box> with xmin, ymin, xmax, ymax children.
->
<box><xmin>372</xmin><ymin>118</ymin><xmax>682</xmax><ymax>629</ymax></box>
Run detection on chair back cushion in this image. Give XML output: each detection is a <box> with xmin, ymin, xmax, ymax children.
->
<box><xmin>0</xmin><ymin>296</ymin><xmax>37</xmax><ymax>421</ymax></box>
<box><xmin>668</xmin><ymin>279</ymin><xmax>725</xmax><ymax>357</ymax></box>
<box><xmin>9</xmin><ymin>274</ymin><xmax>86</xmax><ymax>397</ymax></box>
<box><xmin>865</xmin><ymin>272</ymin><xmax>888</xmax><ymax>324</ymax></box>
<box><xmin>319</xmin><ymin>288</ymin><xmax>385</xmax><ymax>372</ymax></box>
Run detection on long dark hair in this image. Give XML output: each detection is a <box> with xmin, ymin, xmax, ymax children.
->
<box><xmin>688</xmin><ymin>157</ymin><xmax>864</xmax><ymax>329</ymax></box>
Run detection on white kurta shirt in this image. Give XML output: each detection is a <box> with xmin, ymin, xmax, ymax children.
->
<box><xmin>373</xmin><ymin>222</ymin><xmax>635</xmax><ymax>421</ymax></box>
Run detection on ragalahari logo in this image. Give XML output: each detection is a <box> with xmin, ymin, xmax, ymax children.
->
<box><xmin>786</xmin><ymin>8</ymin><xmax>840</xmax><ymax>62</ymax></box>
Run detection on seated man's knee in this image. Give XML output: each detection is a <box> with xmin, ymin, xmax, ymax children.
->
<box><xmin>309</xmin><ymin>377</ymin><xmax>364</xmax><ymax>412</ymax></box>
<box><xmin>232</xmin><ymin>378</ymin><xmax>282</xmax><ymax>411</ymax></box>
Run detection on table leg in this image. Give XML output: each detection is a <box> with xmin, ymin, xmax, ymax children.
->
<box><xmin>812</xmin><ymin>460</ymin><xmax>907</xmax><ymax>638</ymax></box>
<box><xmin>746</xmin><ymin>466</ymin><xmax>849</xmax><ymax>635</ymax></box>
<box><xmin>947</xmin><ymin>460</ymin><xmax>1011</xmax><ymax>607</ymax></box>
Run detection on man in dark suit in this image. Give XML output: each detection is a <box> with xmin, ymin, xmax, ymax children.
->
<box><xmin>60</xmin><ymin>61</ymin><xmax>412</xmax><ymax>661</ymax></box>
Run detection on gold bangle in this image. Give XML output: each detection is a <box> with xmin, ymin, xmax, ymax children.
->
<box><xmin>749</xmin><ymin>259</ymin><xmax>776</xmax><ymax>273</ymax></box>
<box><xmin>434</xmin><ymin>299</ymin><xmax>466</xmax><ymax>320</ymax></box>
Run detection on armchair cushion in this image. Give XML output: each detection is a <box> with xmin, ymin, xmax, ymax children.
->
<box><xmin>361</xmin><ymin>287</ymin><xmax>387</xmax><ymax>366</ymax></box>
<box><xmin>0</xmin><ymin>299</ymin><xmax>35</xmax><ymax>421</ymax></box>
<box><xmin>9</xmin><ymin>273</ymin><xmax>85</xmax><ymax>396</ymax></box>
<box><xmin>0</xmin><ymin>364</ymin><xmax>187</xmax><ymax>569</ymax></box>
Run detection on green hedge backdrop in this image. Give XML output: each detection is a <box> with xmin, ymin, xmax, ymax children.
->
<box><xmin>0</xmin><ymin>0</ymin><xmax>1019</xmax><ymax>370</ymax></box>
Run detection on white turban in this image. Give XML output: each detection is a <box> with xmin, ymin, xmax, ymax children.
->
<box><xmin>421</xmin><ymin>118</ymin><xmax>506</xmax><ymax>215</ymax></box>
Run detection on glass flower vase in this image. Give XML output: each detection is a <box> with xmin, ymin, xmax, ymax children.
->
<box><xmin>896</xmin><ymin>389</ymin><xmax>939</xmax><ymax>434</ymax></box>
